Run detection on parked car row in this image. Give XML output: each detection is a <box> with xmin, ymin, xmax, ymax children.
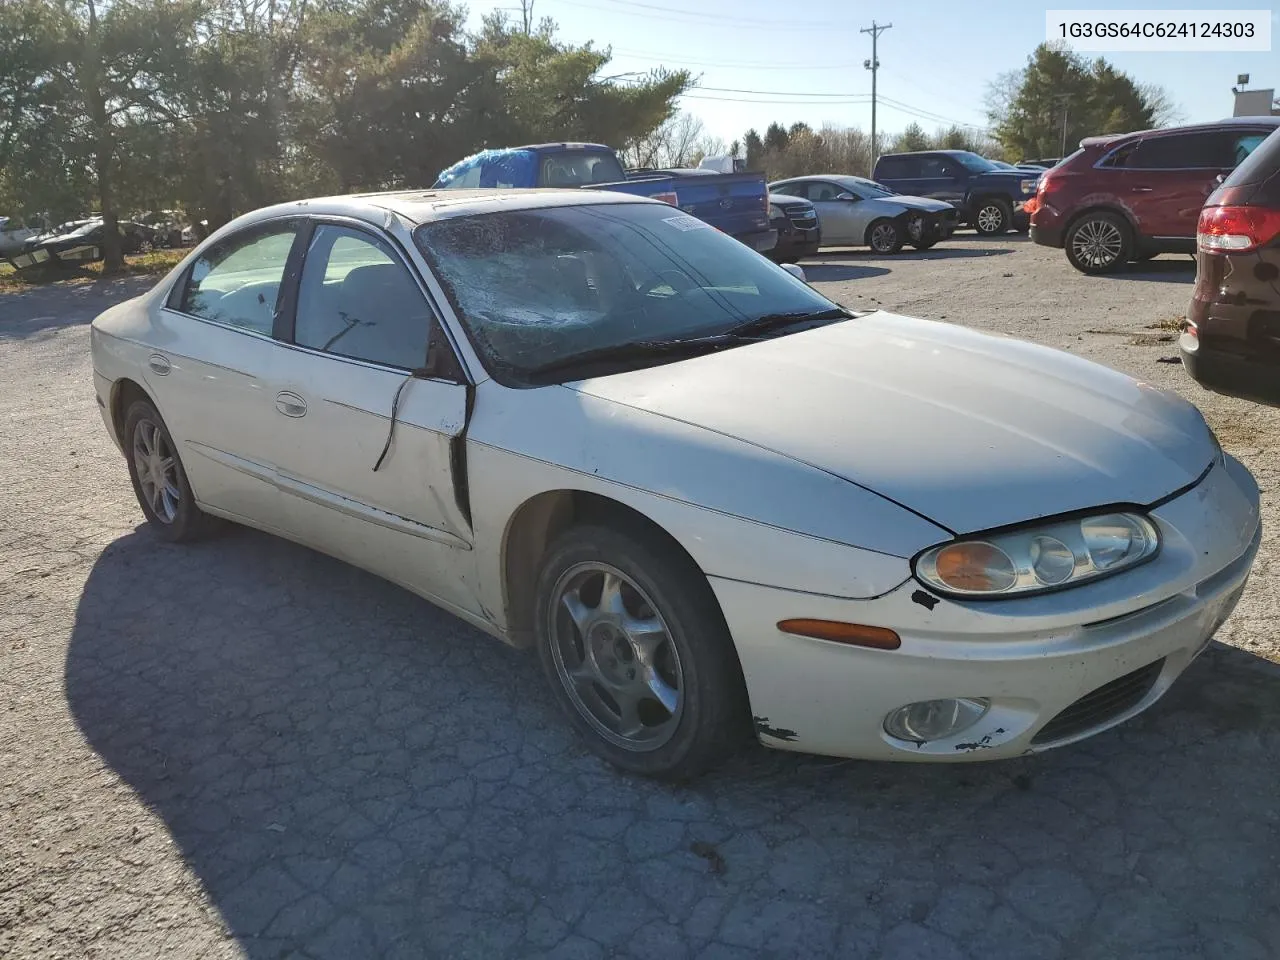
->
<box><xmin>4</xmin><ymin>211</ymin><xmax>201</xmax><ymax>270</ymax></box>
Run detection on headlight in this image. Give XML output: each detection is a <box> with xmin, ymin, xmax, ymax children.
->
<box><xmin>768</xmin><ymin>203</ymin><xmax>784</xmax><ymax>219</ymax></box>
<box><xmin>1020</xmin><ymin>178</ymin><xmax>1038</xmax><ymax>194</ymax></box>
<box><xmin>914</xmin><ymin>511</ymin><xmax>1159</xmax><ymax>598</ymax></box>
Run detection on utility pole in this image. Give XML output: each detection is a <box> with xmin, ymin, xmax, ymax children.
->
<box><xmin>1054</xmin><ymin>94</ymin><xmax>1071</xmax><ymax>158</ymax></box>
<box><xmin>861</xmin><ymin>20</ymin><xmax>892</xmax><ymax>173</ymax></box>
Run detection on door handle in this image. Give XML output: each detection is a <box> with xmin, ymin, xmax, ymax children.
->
<box><xmin>275</xmin><ymin>391</ymin><xmax>307</xmax><ymax>418</ymax></box>
<box><xmin>1130</xmin><ymin>186</ymin><xmax>1154</xmax><ymax>193</ymax></box>
<box><xmin>147</xmin><ymin>354</ymin><xmax>171</xmax><ymax>376</ymax></box>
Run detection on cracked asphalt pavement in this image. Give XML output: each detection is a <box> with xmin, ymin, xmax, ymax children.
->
<box><xmin>3</xmin><ymin>237</ymin><xmax>1280</xmax><ymax>959</ymax></box>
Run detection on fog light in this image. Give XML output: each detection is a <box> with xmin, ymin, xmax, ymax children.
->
<box><xmin>884</xmin><ymin>698</ymin><xmax>989</xmax><ymax>743</ymax></box>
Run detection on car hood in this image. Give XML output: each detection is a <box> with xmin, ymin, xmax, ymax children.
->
<box><xmin>877</xmin><ymin>195</ymin><xmax>954</xmax><ymax>213</ymax></box>
<box><xmin>568</xmin><ymin>312</ymin><xmax>1217</xmax><ymax>534</ymax></box>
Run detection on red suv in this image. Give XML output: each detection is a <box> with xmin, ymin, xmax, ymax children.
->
<box><xmin>1029</xmin><ymin>117</ymin><xmax>1280</xmax><ymax>274</ymax></box>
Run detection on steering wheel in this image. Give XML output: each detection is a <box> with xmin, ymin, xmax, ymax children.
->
<box><xmin>639</xmin><ymin>269</ymin><xmax>697</xmax><ymax>297</ymax></box>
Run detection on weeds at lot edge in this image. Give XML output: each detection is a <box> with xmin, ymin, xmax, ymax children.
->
<box><xmin>0</xmin><ymin>249</ymin><xmax>185</xmax><ymax>292</ymax></box>
<box><xmin>1146</xmin><ymin>315</ymin><xmax>1186</xmax><ymax>331</ymax></box>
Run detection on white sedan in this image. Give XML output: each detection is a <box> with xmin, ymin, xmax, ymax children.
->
<box><xmin>90</xmin><ymin>189</ymin><xmax>1261</xmax><ymax>779</ymax></box>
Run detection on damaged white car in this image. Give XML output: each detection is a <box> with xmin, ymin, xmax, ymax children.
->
<box><xmin>90</xmin><ymin>190</ymin><xmax>1260</xmax><ymax>779</ymax></box>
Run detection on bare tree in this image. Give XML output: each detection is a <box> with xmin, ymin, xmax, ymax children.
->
<box><xmin>623</xmin><ymin>111</ymin><xmax>707</xmax><ymax>169</ymax></box>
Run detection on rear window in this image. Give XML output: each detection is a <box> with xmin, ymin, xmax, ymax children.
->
<box><xmin>539</xmin><ymin>151</ymin><xmax>626</xmax><ymax>187</ymax></box>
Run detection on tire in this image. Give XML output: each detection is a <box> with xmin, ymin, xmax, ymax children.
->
<box><xmin>1064</xmin><ymin>211</ymin><xmax>1132</xmax><ymax>274</ymax></box>
<box><xmin>866</xmin><ymin>219</ymin><xmax>904</xmax><ymax>254</ymax></box>
<box><xmin>123</xmin><ymin>399</ymin><xmax>218</xmax><ymax>542</ymax></box>
<box><xmin>973</xmin><ymin>198</ymin><xmax>1012</xmax><ymax>235</ymax></box>
<box><xmin>534</xmin><ymin>523</ymin><xmax>749</xmax><ymax>780</ymax></box>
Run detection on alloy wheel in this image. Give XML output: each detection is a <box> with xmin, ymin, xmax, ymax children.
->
<box><xmin>870</xmin><ymin>223</ymin><xmax>897</xmax><ymax>252</ymax></box>
<box><xmin>547</xmin><ymin>562</ymin><xmax>685</xmax><ymax>751</ymax></box>
<box><xmin>1070</xmin><ymin>218</ymin><xmax>1124</xmax><ymax>269</ymax></box>
<box><xmin>976</xmin><ymin>204</ymin><xmax>1005</xmax><ymax>233</ymax></box>
<box><xmin>132</xmin><ymin>418</ymin><xmax>180</xmax><ymax>523</ymax></box>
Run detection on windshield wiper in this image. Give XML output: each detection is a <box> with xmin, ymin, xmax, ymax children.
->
<box><xmin>523</xmin><ymin>336</ymin><xmax>732</xmax><ymax>381</ymax></box>
<box><xmin>725</xmin><ymin>306</ymin><xmax>853</xmax><ymax>338</ymax></box>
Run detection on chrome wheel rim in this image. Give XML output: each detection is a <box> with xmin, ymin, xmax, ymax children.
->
<box><xmin>976</xmin><ymin>204</ymin><xmax>1004</xmax><ymax>232</ymax></box>
<box><xmin>132</xmin><ymin>419</ymin><xmax>180</xmax><ymax>523</ymax></box>
<box><xmin>870</xmin><ymin>223</ymin><xmax>897</xmax><ymax>252</ymax></box>
<box><xmin>1071</xmin><ymin>219</ymin><xmax>1124</xmax><ymax>268</ymax></box>
<box><xmin>547</xmin><ymin>562</ymin><xmax>684</xmax><ymax>752</ymax></box>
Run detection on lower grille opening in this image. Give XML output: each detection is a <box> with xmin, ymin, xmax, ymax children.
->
<box><xmin>1032</xmin><ymin>658</ymin><xmax>1165</xmax><ymax>745</ymax></box>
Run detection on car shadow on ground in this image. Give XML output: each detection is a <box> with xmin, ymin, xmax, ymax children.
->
<box><xmin>0</xmin><ymin>277</ymin><xmax>152</xmax><ymax>342</ymax></box>
<box><xmin>66</xmin><ymin>524</ymin><xmax>1280</xmax><ymax>958</ymax></box>
<box><xmin>799</xmin><ymin>263</ymin><xmax>893</xmax><ymax>282</ymax></box>
<box><xmin>816</xmin><ymin>246</ymin><xmax>1016</xmax><ymax>264</ymax></box>
<box><xmin>1102</xmin><ymin>259</ymin><xmax>1197</xmax><ymax>284</ymax></box>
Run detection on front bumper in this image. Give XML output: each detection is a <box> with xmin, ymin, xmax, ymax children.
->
<box><xmin>768</xmin><ymin>216</ymin><xmax>821</xmax><ymax>260</ymax></box>
<box><xmin>714</xmin><ymin>453</ymin><xmax>1260</xmax><ymax>761</ymax></box>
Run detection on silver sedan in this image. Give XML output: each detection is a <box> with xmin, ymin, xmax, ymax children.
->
<box><xmin>770</xmin><ymin>175</ymin><xmax>959</xmax><ymax>253</ymax></box>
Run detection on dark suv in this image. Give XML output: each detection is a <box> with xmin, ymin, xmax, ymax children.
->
<box><xmin>1180</xmin><ymin>126</ymin><xmax>1280</xmax><ymax>405</ymax></box>
<box><xmin>1029</xmin><ymin>116</ymin><xmax>1280</xmax><ymax>273</ymax></box>
<box><xmin>873</xmin><ymin>150</ymin><xmax>1040</xmax><ymax>235</ymax></box>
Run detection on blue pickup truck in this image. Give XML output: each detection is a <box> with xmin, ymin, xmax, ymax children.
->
<box><xmin>432</xmin><ymin>143</ymin><xmax>775</xmax><ymax>253</ymax></box>
<box><xmin>872</xmin><ymin>150</ymin><xmax>1041</xmax><ymax>235</ymax></box>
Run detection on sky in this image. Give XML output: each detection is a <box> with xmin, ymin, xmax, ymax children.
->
<box><xmin>465</xmin><ymin>0</ymin><xmax>1279</xmax><ymax>149</ymax></box>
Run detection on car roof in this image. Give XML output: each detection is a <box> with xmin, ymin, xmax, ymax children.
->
<box><xmin>771</xmin><ymin>174</ymin><xmax>881</xmax><ymax>187</ymax></box>
<box><xmin>226</xmin><ymin>188</ymin><xmax>654</xmax><ymax>231</ymax></box>
<box><xmin>1081</xmin><ymin>115</ymin><xmax>1280</xmax><ymax>147</ymax></box>
<box><xmin>877</xmin><ymin>149</ymin><xmax>978</xmax><ymax>159</ymax></box>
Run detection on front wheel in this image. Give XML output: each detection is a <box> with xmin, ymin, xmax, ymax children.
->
<box><xmin>1064</xmin><ymin>211</ymin><xmax>1132</xmax><ymax>274</ymax></box>
<box><xmin>867</xmin><ymin>219</ymin><xmax>904</xmax><ymax>254</ymax></box>
<box><xmin>973</xmin><ymin>198</ymin><xmax>1012</xmax><ymax>235</ymax></box>
<box><xmin>534</xmin><ymin>524</ymin><xmax>748</xmax><ymax>780</ymax></box>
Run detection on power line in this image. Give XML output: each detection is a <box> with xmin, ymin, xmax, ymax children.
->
<box><xmin>694</xmin><ymin>85</ymin><xmax>870</xmax><ymax>99</ymax></box>
<box><xmin>547</xmin><ymin>0</ymin><xmax>854</xmax><ymax>31</ymax></box>
<box><xmin>552</xmin><ymin>0</ymin><xmax>855</xmax><ymax>29</ymax></box>
<box><xmin>608</xmin><ymin>48</ymin><xmax>862</xmax><ymax>70</ymax></box>
<box><xmin>683</xmin><ymin>93</ymin><xmax>872</xmax><ymax>104</ymax></box>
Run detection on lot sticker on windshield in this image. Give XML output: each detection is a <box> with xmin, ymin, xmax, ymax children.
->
<box><xmin>662</xmin><ymin>215</ymin><xmax>711</xmax><ymax>232</ymax></box>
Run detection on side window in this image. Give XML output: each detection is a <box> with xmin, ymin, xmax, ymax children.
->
<box><xmin>179</xmin><ymin>225</ymin><xmax>298</xmax><ymax>335</ymax></box>
<box><xmin>294</xmin><ymin>225</ymin><xmax>432</xmax><ymax>370</ymax></box>
<box><xmin>1123</xmin><ymin>133</ymin><xmax>1223</xmax><ymax>169</ymax></box>
<box><xmin>917</xmin><ymin>157</ymin><xmax>954</xmax><ymax>178</ymax></box>
<box><xmin>876</xmin><ymin>157</ymin><xmax>908</xmax><ymax>178</ymax></box>
<box><xmin>1230</xmin><ymin>133</ymin><xmax>1270</xmax><ymax>167</ymax></box>
<box><xmin>808</xmin><ymin>182</ymin><xmax>846</xmax><ymax>201</ymax></box>
<box><xmin>771</xmin><ymin>183</ymin><xmax>805</xmax><ymax>198</ymax></box>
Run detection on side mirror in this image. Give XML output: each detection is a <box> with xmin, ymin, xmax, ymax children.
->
<box><xmin>1214</xmin><ymin>173</ymin><xmax>1226</xmax><ymax>185</ymax></box>
<box><xmin>779</xmin><ymin>263</ymin><xmax>807</xmax><ymax>283</ymax></box>
<box><xmin>836</xmin><ymin>192</ymin><xmax>857</xmax><ymax>201</ymax></box>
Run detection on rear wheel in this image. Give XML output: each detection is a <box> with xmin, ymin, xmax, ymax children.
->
<box><xmin>123</xmin><ymin>399</ymin><xmax>218</xmax><ymax>542</ymax></box>
<box><xmin>534</xmin><ymin>524</ymin><xmax>748</xmax><ymax>780</ymax></box>
<box><xmin>1064</xmin><ymin>211</ymin><xmax>1132</xmax><ymax>274</ymax></box>
<box><xmin>867</xmin><ymin>219</ymin><xmax>904</xmax><ymax>254</ymax></box>
<box><xmin>974</xmin><ymin>198</ymin><xmax>1012</xmax><ymax>235</ymax></box>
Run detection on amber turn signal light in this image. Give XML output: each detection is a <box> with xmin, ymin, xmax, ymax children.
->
<box><xmin>776</xmin><ymin>619</ymin><xmax>901</xmax><ymax>650</ymax></box>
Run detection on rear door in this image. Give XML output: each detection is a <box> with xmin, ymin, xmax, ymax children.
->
<box><xmin>875</xmin><ymin>155</ymin><xmax>921</xmax><ymax>196</ymax></box>
<box><xmin>148</xmin><ymin>220</ymin><xmax>306</xmax><ymax>522</ymax></box>
<box><xmin>1112</xmin><ymin>131</ymin><xmax>1230</xmax><ymax>239</ymax></box>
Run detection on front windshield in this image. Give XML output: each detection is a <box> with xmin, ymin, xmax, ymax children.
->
<box><xmin>952</xmin><ymin>152</ymin><xmax>998</xmax><ymax>172</ymax></box>
<box><xmin>415</xmin><ymin>202</ymin><xmax>842</xmax><ymax>383</ymax></box>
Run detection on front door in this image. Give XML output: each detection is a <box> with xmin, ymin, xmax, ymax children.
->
<box><xmin>805</xmin><ymin>181</ymin><xmax>861</xmax><ymax>244</ymax></box>
<box><xmin>267</xmin><ymin>221</ymin><xmax>480</xmax><ymax>615</ymax></box>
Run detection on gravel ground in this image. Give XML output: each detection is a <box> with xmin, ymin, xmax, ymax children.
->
<box><xmin>2</xmin><ymin>237</ymin><xmax>1279</xmax><ymax>959</ymax></box>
